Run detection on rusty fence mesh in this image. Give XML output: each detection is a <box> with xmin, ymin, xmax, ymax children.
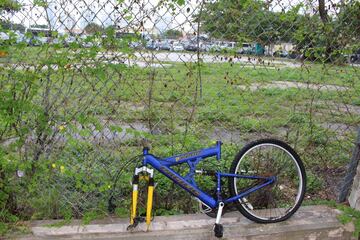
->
<box><xmin>0</xmin><ymin>0</ymin><xmax>359</xmax><ymax>228</ymax></box>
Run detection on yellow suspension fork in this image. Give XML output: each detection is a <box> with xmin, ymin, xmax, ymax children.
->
<box><xmin>130</xmin><ymin>175</ymin><xmax>139</xmax><ymax>225</ymax></box>
<box><xmin>128</xmin><ymin>166</ymin><xmax>154</xmax><ymax>230</ymax></box>
<box><xmin>146</xmin><ymin>176</ymin><xmax>154</xmax><ymax>227</ymax></box>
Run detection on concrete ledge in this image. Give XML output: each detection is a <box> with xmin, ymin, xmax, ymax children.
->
<box><xmin>23</xmin><ymin>205</ymin><xmax>354</xmax><ymax>240</ymax></box>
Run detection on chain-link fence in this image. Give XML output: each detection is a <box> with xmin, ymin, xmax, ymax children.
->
<box><xmin>0</xmin><ymin>0</ymin><xmax>359</xmax><ymax>231</ymax></box>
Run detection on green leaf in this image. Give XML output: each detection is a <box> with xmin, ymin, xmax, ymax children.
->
<box><xmin>109</xmin><ymin>125</ymin><xmax>123</xmax><ymax>133</ymax></box>
<box><xmin>33</xmin><ymin>0</ymin><xmax>48</xmax><ymax>8</ymax></box>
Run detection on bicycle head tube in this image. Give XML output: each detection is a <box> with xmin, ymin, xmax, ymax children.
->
<box><xmin>216</xmin><ymin>141</ymin><xmax>222</xmax><ymax>160</ymax></box>
<box><xmin>143</xmin><ymin>147</ymin><xmax>149</xmax><ymax>155</ymax></box>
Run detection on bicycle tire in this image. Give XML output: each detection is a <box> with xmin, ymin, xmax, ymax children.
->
<box><xmin>228</xmin><ymin>138</ymin><xmax>306</xmax><ymax>223</ymax></box>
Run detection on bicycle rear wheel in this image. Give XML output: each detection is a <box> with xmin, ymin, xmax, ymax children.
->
<box><xmin>229</xmin><ymin>139</ymin><xmax>306</xmax><ymax>223</ymax></box>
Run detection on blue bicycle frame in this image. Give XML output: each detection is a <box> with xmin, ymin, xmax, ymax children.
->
<box><xmin>141</xmin><ymin>141</ymin><xmax>275</xmax><ymax>209</ymax></box>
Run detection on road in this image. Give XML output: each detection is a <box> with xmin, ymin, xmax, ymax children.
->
<box><xmin>2</xmin><ymin>50</ymin><xmax>359</xmax><ymax>71</ymax></box>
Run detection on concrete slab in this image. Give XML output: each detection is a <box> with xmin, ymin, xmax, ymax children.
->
<box><xmin>18</xmin><ymin>205</ymin><xmax>354</xmax><ymax>240</ymax></box>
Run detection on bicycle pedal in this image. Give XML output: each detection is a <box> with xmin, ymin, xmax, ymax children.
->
<box><xmin>127</xmin><ymin>217</ymin><xmax>145</xmax><ymax>231</ymax></box>
<box><xmin>213</xmin><ymin>223</ymin><xmax>224</xmax><ymax>238</ymax></box>
<box><xmin>126</xmin><ymin>223</ymin><xmax>136</xmax><ymax>231</ymax></box>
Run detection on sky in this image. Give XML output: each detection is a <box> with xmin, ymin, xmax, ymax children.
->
<box><xmin>4</xmin><ymin>0</ymin><xmax>339</xmax><ymax>34</ymax></box>
<box><xmin>6</xmin><ymin>0</ymin><xmax>200</xmax><ymax>34</ymax></box>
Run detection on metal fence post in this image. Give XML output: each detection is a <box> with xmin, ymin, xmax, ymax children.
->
<box><xmin>338</xmin><ymin>128</ymin><xmax>360</xmax><ymax>203</ymax></box>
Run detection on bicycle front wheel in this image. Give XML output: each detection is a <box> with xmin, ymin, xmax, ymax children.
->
<box><xmin>229</xmin><ymin>139</ymin><xmax>306</xmax><ymax>223</ymax></box>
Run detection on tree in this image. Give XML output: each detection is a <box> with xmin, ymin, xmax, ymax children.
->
<box><xmin>0</xmin><ymin>22</ymin><xmax>25</xmax><ymax>32</ymax></box>
<box><xmin>0</xmin><ymin>0</ymin><xmax>23</xmax><ymax>31</ymax></box>
<box><xmin>163</xmin><ymin>29</ymin><xmax>182</xmax><ymax>39</ymax></box>
<box><xmin>198</xmin><ymin>0</ymin><xmax>359</xmax><ymax>63</ymax></box>
<box><xmin>84</xmin><ymin>22</ymin><xmax>103</xmax><ymax>35</ymax></box>
<box><xmin>0</xmin><ymin>0</ymin><xmax>21</xmax><ymax>12</ymax></box>
<box><xmin>105</xmin><ymin>25</ymin><xmax>117</xmax><ymax>32</ymax></box>
<box><xmin>196</xmin><ymin>0</ymin><xmax>251</xmax><ymax>41</ymax></box>
<box><xmin>337</xmin><ymin>1</ymin><xmax>360</xmax><ymax>44</ymax></box>
<box><xmin>293</xmin><ymin>0</ymin><xmax>360</xmax><ymax>62</ymax></box>
<box><xmin>197</xmin><ymin>0</ymin><xmax>301</xmax><ymax>45</ymax></box>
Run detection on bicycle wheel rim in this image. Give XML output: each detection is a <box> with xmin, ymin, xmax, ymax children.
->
<box><xmin>233</xmin><ymin>143</ymin><xmax>304</xmax><ymax>221</ymax></box>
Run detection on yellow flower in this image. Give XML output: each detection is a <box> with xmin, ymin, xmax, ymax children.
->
<box><xmin>60</xmin><ymin>165</ymin><xmax>65</xmax><ymax>173</ymax></box>
<box><xmin>58</xmin><ymin>125</ymin><xmax>65</xmax><ymax>131</ymax></box>
<box><xmin>107</xmin><ymin>185</ymin><xmax>111</xmax><ymax>189</ymax></box>
<box><xmin>51</xmin><ymin>163</ymin><xmax>56</xmax><ymax>168</ymax></box>
<box><xmin>0</xmin><ymin>51</ymin><xmax>8</xmax><ymax>57</ymax></box>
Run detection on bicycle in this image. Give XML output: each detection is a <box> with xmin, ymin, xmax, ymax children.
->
<box><xmin>127</xmin><ymin>139</ymin><xmax>306</xmax><ymax>238</ymax></box>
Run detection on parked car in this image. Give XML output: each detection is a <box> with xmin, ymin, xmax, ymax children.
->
<box><xmin>219</xmin><ymin>41</ymin><xmax>236</xmax><ymax>52</ymax></box>
<box><xmin>273</xmin><ymin>50</ymin><xmax>288</xmax><ymax>58</ymax></box>
<box><xmin>184</xmin><ymin>42</ymin><xmax>198</xmax><ymax>51</ymax></box>
<box><xmin>1</xmin><ymin>31</ymin><xmax>26</xmax><ymax>45</ymax></box>
<box><xmin>63</xmin><ymin>36</ymin><xmax>76</xmax><ymax>47</ymax></box>
<box><xmin>14</xmin><ymin>32</ymin><xmax>25</xmax><ymax>44</ymax></box>
<box><xmin>0</xmin><ymin>32</ymin><xmax>9</xmax><ymax>40</ymax></box>
<box><xmin>237</xmin><ymin>43</ymin><xmax>253</xmax><ymax>54</ymax></box>
<box><xmin>29</xmin><ymin>36</ymin><xmax>48</xmax><ymax>46</ymax></box>
<box><xmin>157</xmin><ymin>41</ymin><xmax>171</xmax><ymax>51</ymax></box>
<box><xmin>129</xmin><ymin>41</ymin><xmax>142</xmax><ymax>49</ymax></box>
<box><xmin>79</xmin><ymin>35</ymin><xmax>95</xmax><ymax>48</ymax></box>
<box><xmin>0</xmin><ymin>32</ymin><xmax>10</xmax><ymax>45</ymax></box>
<box><xmin>146</xmin><ymin>40</ymin><xmax>157</xmax><ymax>50</ymax></box>
<box><xmin>208</xmin><ymin>44</ymin><xmax>221</xmax><ymax>52</ymax></box>
<box><xmin>200</xmin><ymin>43</ymin><xmax>212</xmax><ymax>52</ymax></box>
<box><xmin>287</xmin><ymin>50</ymin><xmax>302</xmax><ymax>59</ymax></box>
<box><xmin>236</xmin><ymin>43</ymin><xmax>264</xmax><ymax>55</ymax></box>
<box><xmin>350</xmin><ymin>49</ymin><xmax>360</xmax><ymax>63</ymax></box>
<box><xmin>18</xmin><ymin>34</ymin><xmax>32</xmax><ymax>45</ymax></box>
<box><xmin>171</xmin><ymin>42</ymin><xmax>184</xmax><ymax>51</ymax></box>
